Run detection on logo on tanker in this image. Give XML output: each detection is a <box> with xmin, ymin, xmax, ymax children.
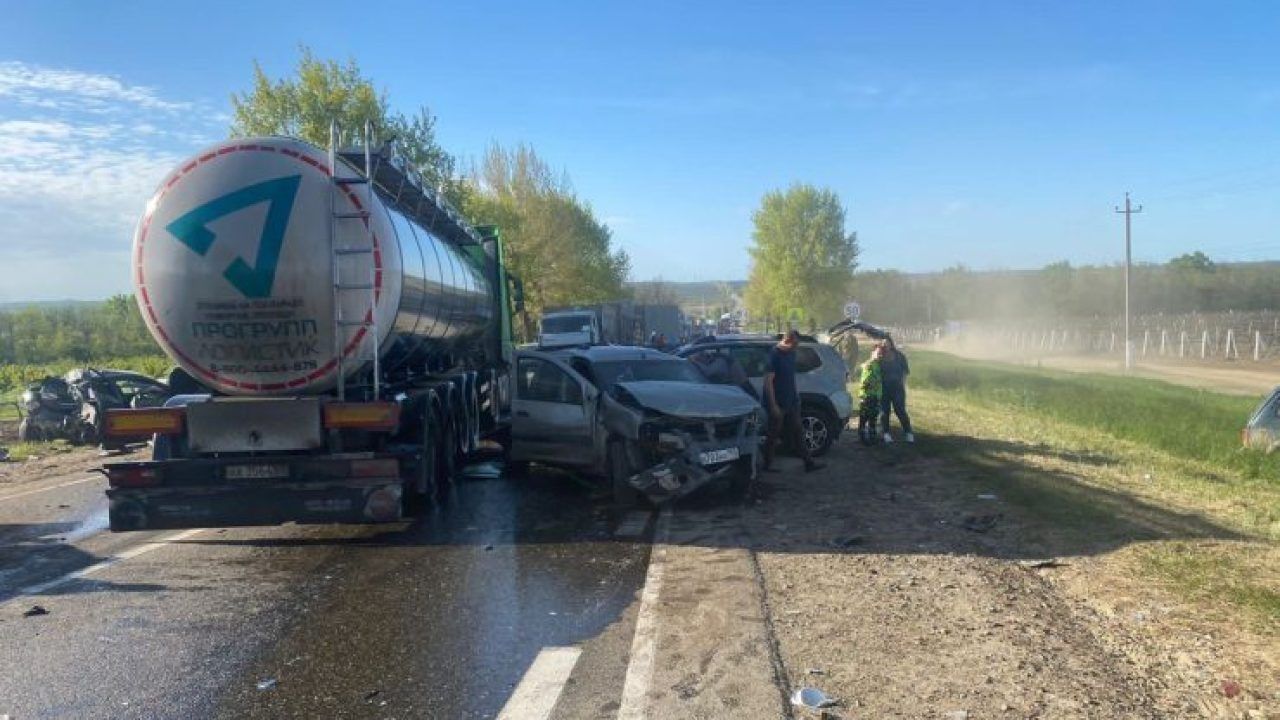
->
<box><xmin>165</xmin><ymin>175</ymin><xmax>302</xmax><ymax>299</ymax></box>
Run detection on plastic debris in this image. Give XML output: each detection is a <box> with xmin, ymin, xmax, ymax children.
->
<box><xmin>364</xmin><ymin>690</ymin><xmax>381</xmax><ymax>702</ymax></box>
<box><xmin>961</xmin><ymin>514</ymin><xmax>1000</xmax><ymax>533</ymax></box>
<box><xmin>256</xmin><ymin>678</ymin><xmax>277</xmax><ymax>691</ymax></box>
<box><xmin>1220</xmin><ymin>679</ymin><xmax>1243</xmax><ymax>699</ymax></box>
<box><xmin>976</xmin><ymin>493</ymin><xmax>998</xmax><ymax>501</ymax></box>
<box><xmin>944</xmin><ymin>712</ymin><xmax>969</xmax><ymax>720</ymax></box>
<box><xmin>1021</xmin><ymin>559</ymin><xmax>1067</xmax><ymax>569</ymax></box>
<box><xmin>791</xmin><ymin>687</ymin><xmax>839</xmax><ymax>710</ymax></box>
<box><xmin>23</xmin><ymin>605</ymin><xmax>49</xmax><ymax>617</ymax></box>
<box><xmin>806</xmin><ymin>667</ymin><xmax>826</xmax><ymax>675</ymax></box>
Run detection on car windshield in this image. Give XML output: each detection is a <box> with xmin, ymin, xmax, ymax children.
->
<box><xmin>592</xmin><ymin>359</ymin><xmax>708</xmax><ymax>389</ymax></box>
<box><xmin>542</xmin><ymin>315</ymin><xmax>591</xmax><ymax>333</ymax></box>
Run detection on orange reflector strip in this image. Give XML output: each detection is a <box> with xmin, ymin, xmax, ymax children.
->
<box><xmin>323</xmin><ymin>402</ymin><xmax>400</xmax><ymax>431</ymax></box>
<box><xmin>105</xmin><ymin>408</ymin><xmax>185</xmax><ymax>437</ymax></box>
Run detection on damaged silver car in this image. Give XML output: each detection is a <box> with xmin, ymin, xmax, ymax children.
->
<box><xmin>509</xmin><ymin>346</ymin><xmax>763</xmax><ymax>504</ymax></box>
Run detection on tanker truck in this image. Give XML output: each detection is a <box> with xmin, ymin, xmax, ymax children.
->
<box><xmin>101</xmin><ymin>128</ymin><xmax>520</xmax><ymax>530</ymax></box>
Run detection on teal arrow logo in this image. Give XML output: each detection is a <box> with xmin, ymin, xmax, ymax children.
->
<box><xmin>166</xmin><ymin>174</ymin><xmax>302</xmax><ymax>299</ymax></box>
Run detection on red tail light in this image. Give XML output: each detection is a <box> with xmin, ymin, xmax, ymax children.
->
<box><xmin>108</xmin><ymin>465</ymin><xmax>160</xmax><ymax>488</ymax></box>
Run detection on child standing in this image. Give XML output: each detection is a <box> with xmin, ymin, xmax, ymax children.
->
<box><xmin>857</xmin><ymin>345</ymin><xmax>884</xmax><ymax>445</ymax></box>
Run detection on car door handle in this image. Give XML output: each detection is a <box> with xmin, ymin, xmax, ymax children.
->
<box><xmin>516</xmin><ymin>411</ymin><xmax>530</xmax><ymax>417</ymax></box>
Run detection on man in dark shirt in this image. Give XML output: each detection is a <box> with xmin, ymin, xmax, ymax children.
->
<box><xmin>763</xmin><ymin>330</ymin><xmax>822</xmax><ymax>472</ymax></box>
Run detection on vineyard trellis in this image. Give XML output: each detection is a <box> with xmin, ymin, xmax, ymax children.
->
<box><xmin>885</xmin><ymin>310</ymin><xmax>1280</xmax><ymax>364</ymax></box>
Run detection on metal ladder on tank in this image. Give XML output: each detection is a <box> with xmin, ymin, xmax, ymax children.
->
<box><xmin>327</xmin><ymin>119</ymin><xmax>380</xmax><ymax>401</ymax></box>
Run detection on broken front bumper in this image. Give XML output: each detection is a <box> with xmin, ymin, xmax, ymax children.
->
<box><xmin>628</xmin><ymin>432</ymin><xmax>759</xmax><ymax>504</ymax></box>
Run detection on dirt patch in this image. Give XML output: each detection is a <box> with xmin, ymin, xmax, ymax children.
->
<box><xmin>929</xmin><ymin>341</ymin><xmax>1278</xmax><ymax>397</ymax></box>
<box><xmin>0</xmin><ymin>445</ymin><xmax>113</xmax><ymax>493</ymax></box>
<box><xmin>723</xmin><ymin>434</ymin><xmax>1279</xmax><ymax>718</ymax></box>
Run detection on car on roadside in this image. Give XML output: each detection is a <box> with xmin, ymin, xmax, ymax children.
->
<box><xmin>509</xmin><ymin>345</ymin><xmax>763</xmax><ymax>504</ymax></box>
<box><xmin>674</xmin><ymin>334</ymin><xmax>853</xmax><ymax>456</ymax></box>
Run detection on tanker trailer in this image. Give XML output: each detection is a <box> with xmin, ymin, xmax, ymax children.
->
<box><xmin>101</xmin><ymin>131</ymin><xmax>520</xmax><ymax>530</ymax></box>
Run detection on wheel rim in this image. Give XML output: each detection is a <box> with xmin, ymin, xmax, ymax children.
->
<box><xmin>802</xmin><ymin>415</ymin><xmax>828</xmax><ymax>453</ymax></box>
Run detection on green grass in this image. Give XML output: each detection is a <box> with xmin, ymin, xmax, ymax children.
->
<box><xmin>912</xmin><ymin>350</ymin><xmax>1280</xmax><ymax>481</ymax></box>
<box><xmin>3</xmin><ymin>439</ymin><xmax>74</xmax><ymax>461</ymax></box>
<box><xmin>906</xmin><ymin>352</ymin><xmax>1280</xmax><ymax>628</ymax></box>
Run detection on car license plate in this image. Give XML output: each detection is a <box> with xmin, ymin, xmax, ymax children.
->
<box><xmin>226</xmin><ymin>463</ymin><xmax>289</xmax><ymax>480</ymax></box>
<box><xmin>698</xmin><ymin>447</ymin><xmax>740</xmax><ymax>465</ymax></box>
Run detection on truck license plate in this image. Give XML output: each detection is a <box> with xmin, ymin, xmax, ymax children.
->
<box><xmin>698</xmin><ymin>447</ymin><xmax>740</xmax><ymax>465</ymax></box>
<box><xmin>226</xmin><ymin>463</ymin><xmax>289</xmax><ymax>480</ymax></box>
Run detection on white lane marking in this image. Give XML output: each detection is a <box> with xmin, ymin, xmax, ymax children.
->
<box><xmin>614</xmin><ymin>511</ymin><xmax>652</xmax><ymax>539</ymax></box>
<box><xmin>0</xmin><ymin>475</ymin><xmax>100</xmax><ymax>503</ymax></box>
<box><xmin>616</xmin><ymin>507</ymin><xmax>672</xmax><ymax>720</ymax></box>
<box><xmin>18</xmin><ymin>528</ymin><xmax>204</xmax><ymax>596</ymax></box>
<box><xmin>496</xmin><ymin>646</ymin><xmax>582</xmax><ymax>720</ymax></box>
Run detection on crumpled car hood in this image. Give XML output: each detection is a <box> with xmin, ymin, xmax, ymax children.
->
<box><xmin>614</xmin><ymin>381</ymin><xmax>759</xmax><ymax>419</ymax></box>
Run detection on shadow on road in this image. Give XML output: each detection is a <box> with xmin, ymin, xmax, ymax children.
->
<box><xmin>0</xmin><ymin>522</ymin><xmax>169</xmax><ymax>603</ymax></box>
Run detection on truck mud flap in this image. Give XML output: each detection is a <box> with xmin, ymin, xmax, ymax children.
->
<box><xmin>107</xmin><ymin>479</ymin><xmax>402</xmax><ymax>531</ymax></box>
<box><xmin>628</xmin><ymin>456</ymin><xmax>734</xmax><ymax>505</ymax></box>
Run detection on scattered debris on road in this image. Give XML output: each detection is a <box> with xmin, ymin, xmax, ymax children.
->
<box><xmin>256</xmin><ymin>678</ymin><xmax>277</xmax><ymax>691</ymax></box>
<box><xmin>791</xmin><ymin>686</ymin><xmax>840</xmax><ymax>710</ymax></box>
<box><xmin>960</xmin><ymin>513</ymin><xmax>1001</xmax><ymax>533</ymax></box>
<box><xmin>1020</xmin><ymin>559</ymin><xmax>1068</xmax><ymax>570</ymax></box>
<box><xmin>22</xmin><ymin>605</ymin><xmax>49</xmax><ymax>617</ymax></box>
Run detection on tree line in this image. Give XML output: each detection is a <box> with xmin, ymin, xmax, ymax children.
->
<box><xmin>231</xmin><ymin>49</ymin><xmax>629</xmax><ymax>337</ymax></box>
<box><xmin>0</xmin><ymin>296</ymin><xmax>157</xmax><ymax>366</ymax></box>
<box><xmin>851</xmin><ymin>253</ymin><xmax>1280</xmax><ymax>326</ymax></box>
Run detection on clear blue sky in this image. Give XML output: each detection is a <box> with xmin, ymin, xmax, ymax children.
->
<box><xmin>3</xmin><ymin>0</ymin><xmax>1280</xmax><ymax>300</ymax></box>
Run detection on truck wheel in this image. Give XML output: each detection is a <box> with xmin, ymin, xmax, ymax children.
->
<box><xmin>415</xmin><ymin>419</ymin><xmax>439</xmax><ymax>502</ymax></box>
<box><xmin>801</xmin><ymin>405</ymin><xmax>836</xmax><ymax>457</ymax></box>
<box><xmin>608</xmin><ymin>439</ymin><xmax>640</xmax><ymax>507</ymax></box>
<box><xmin>436</xmin><ymin>413</ymin><xmax>458</xmax><ymax>501</ymax></box>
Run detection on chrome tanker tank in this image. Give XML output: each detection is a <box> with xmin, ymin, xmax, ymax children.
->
<box><xmin>132</xmin><ymin>137</ymin><xmax>492</xmax><ymax>396</ymax></box>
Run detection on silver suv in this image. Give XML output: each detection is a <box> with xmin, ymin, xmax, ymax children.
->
<box><xmin>676</xmin><ymin>335</ymin><xmax>853</xmax><ymax>456</ymax></box>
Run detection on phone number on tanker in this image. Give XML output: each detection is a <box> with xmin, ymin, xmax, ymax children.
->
<box><xmin>208</xmin><ymin>361</ymin><xmax>319</xmax><ymax>375</ymax></box>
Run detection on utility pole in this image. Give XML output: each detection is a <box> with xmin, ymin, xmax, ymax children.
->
<box><xmin>1115</xmin><ymin>192</ymin><xmax>1143</xmax><ymax>370</ymax></box>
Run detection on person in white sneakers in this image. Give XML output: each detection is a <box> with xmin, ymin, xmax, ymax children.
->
<box><xmin>878</xmin><ymin>337</ymin><xmax>915</xmax><ymax>443</ymax></box>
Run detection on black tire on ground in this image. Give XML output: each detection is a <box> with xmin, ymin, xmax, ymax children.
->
<box><xmin>607</xmin><ymin>439</ymin><xmax>640</xmax><ymax>507</ymax></box>
<box><xmin>728</xmin><ymin>456</ymin><xmax>754</xmax><ymax>498</ymax></box>
<box><xmin>801</xmin><ymin>405</ymin><xmax>837</xmax><ymax>457</ymax></box>
<box><xmin>17</xmin><ymin>418</ymin><xmax>41</xmax><ymax>442</ymax></box>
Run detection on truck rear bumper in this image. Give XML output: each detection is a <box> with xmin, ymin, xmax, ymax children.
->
<box><xmin>105</xmin><ymin>455</ymin><xmax>403</xmax><ymax>531</ymax></box>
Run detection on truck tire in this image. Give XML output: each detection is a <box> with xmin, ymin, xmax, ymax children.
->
<box><xmin>608</xmin><ymin>439</ymin><xmax>640</xmax><ymax>507</ymax></box>
<box><xmin>436</xmin><ymin>409</ymin><xmax>459</xmax><ymax>500</ymax></box>
<box><xmin>415</xmin><ymin>413</ymin><xmax>439</xmax><ymax>503</ymax></box>
<box><xmin>801</xmin><ymin>405</ymin><xmax>837</xmax><ymax>457</ymax></box>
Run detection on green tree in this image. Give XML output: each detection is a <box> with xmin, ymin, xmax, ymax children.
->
<box><xmin>230</xmin><ymin>47</ymin><xmax>465</xmax><ymax>206</ymax></box>
<box><xmin>745</xmin><ymin>184</ymin><xmax>858</xmax><ymax>326</ymax></box>
<box><xmin>465</xmin><ymin>144</ymin><xmax>630</xmax><ymax>338</ymax></box>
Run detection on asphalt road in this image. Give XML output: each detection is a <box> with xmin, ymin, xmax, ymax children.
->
<box><xmin>0</xmin><ymin>459</ymin><xmax>658</xmax><ymax>719</ymax></box>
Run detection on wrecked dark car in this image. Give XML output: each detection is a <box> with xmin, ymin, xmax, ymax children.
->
<box><xmin>509</xmin><ymin>346</ymin><xmax>763</xmax><ymax>504</ymax></box>
<box><xmin>18</xmin><ymin>369</ymin><xmax>171</xmax><ymax>448</ymax></box>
